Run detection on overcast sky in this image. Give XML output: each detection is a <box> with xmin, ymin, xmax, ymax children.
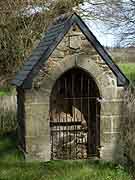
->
<box><xmin>85</xmin><ymin>19</ymin><xmax>118</xmax><ymax>47</ymax></box>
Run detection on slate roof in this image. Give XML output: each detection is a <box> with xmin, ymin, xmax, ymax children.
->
<box><xmin>11</xmin><ymin>12</ymin><xmax>129</xmax><ymax>88</ymax></box>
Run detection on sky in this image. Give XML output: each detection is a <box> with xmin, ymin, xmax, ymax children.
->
<box><xmin>85</xmin><ymin>20</ymin><xmax>117</xmax><ymax>47</ymax></box>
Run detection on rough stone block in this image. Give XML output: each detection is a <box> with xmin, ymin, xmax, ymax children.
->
<box><xmin>100</xmin><ymin>115</ymin><xmax>122</xmax><ymax>133</ymax></box>
<box><xmin>25</xmin><ymin>136</ymin><xmax>51</xmax><ymax>161</ymax></box>
<box><xmin>57</xmin><ymin>36</ymin><xmax>69</xmax><ymax>51</ymax></box>
<box><xmin>101</xmin><ymin>132</ymin><xmax>120</xmax><ymax>144</ymax></box>
<box><xmin>101</xmin><ymin>87</ymin><xmax>117</xmax><ymax>99</ymax></box>
<box><xmin>97</xmin><ymin>74</ymin><xmax>115</xmax><ymax>88</ymax></box>
<box><xmin>100</xmin><ymin>100</ymin><xmax>124</xmax><ymax>115</ymax></box>
<box><xmin>117</xmin><ymin>87</ymin><xmax>125</xmax><ymax>99</ymax></box>
<box><xmin>25</xmin><ymin>90</ymin><xmax>50</xmax><ymax>104</ymax></box>
<box><xmin>76</xmin><ymin>55</ymin><xmax>104</xmax><ymax>79</ymax></box>
<box><xmin>111</xmin><ymin>116</ymin><xmax>121</xmax><ymax>130</ymax></box>
<box><xmin>25</xmin><ymin>104</ymin><xmax>49</xmax><ymax>137</ymax></box>
<box><xmin>100</xmin><ymin>116</ymin><xmax>112</xmax><ymax>132</ymax></box>
<box><xmin>69</xmin><ymin>34</ymin><xmax>82</xmax><ymax>49</ymax></box>
<box><xmin>51</xmin><ymin>48</ymin><xmax>65</xmax><ymax>58</ymax></box>
<box><xmin>100</xmin><ymin>143</ymin><xmax>122</xmax><ymax>161</ymax></box>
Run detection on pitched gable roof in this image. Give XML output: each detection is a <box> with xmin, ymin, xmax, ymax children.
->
<box><xmin>11</xmin><ymin>12</ymin><xmax>129</xmax><ymax>88</ymax></box>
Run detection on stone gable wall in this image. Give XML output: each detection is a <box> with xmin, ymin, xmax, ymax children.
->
<box><xmin>34</xmin><ymin>25</ymin><xmax>116</xmax><ymax>90</ymax></box>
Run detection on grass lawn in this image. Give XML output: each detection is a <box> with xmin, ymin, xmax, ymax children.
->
<box><xmin>0</xmin><ymin>133</ymin><xmax>133</xmax><ymax>180</ymax></box>
<box><xmin>118</xmin><ymin>63</ymin><xmax>135</xmax><ymax>84</ymax></box>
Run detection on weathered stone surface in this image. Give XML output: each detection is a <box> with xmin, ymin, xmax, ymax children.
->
<box><xmin>100</xmin><ymin>142</ymin><xmax>125</xmax><ymax>163</ymax></box>
<box><xmin>100</xmin><ymin>116</ymin><xmax>112</xmax><ymax>132</ymax></box>
<box><xmin>25</xmin><ymin>136</ymin><xmax>51</xmax><ymax>161</ymax></box>
<box><xmin>100</xmin><ymin>100</ymin><xmax>124</xmax><ymax>115</ymax></box>
<box><xmin>100</xmin><ymin>115</ymin><xmax>122</xmax><ymax>133</ymax></box>
<box><xmin>20</xmin><ymin>23</ymin><xmax>124</xmax><ymax>162</ymax></box>
<box><xmin>101</xmin><ymin>132</ymin><xmax>120</xmax><ymax>144</ymax></box>
<box><xmin>51</xmin><ymin>48</ymin><xmax>65</xmax><ymax>58</ymax></box>
<box><xmin>25</xmin><ymin>104</ymin><xmax>49</xmax><ymax>137</ymax></box>
<box><xmin>117</xmin><ymin>87</ymin><xmax>125</xmax><ymax>99</ymax></box>
<box><xmin>68</xmin><ymin>32</ymin><xmax>82</xmax><ymax>49</ymax></box>
<box><xmin>25</xmin><ymin>89</ymin><xmax>50</xmax><ymax>104</ymax></box>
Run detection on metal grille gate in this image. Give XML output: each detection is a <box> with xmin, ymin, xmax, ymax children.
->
<box><xmin>50</xmin><ymin>68</ymin><xmax>100</xmax><ymax>160</ymax></box>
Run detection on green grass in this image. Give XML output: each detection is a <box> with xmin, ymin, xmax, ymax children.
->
<box><xmin>0</xmin><ymin>90</ymin><xmax>12</xmax><ymax>96</ymax></box>
<box><xmin>0</xmin><ymin>133</ymin><xmax>133</xmax><ymax>180</ymax></box>
<box><xmin>0</xmin><ymin>86</ymin><xmax>15</xmax><ymax>96</ymax></box>
<box><xmin>119</xmin><ymin>63</ymin><xmax>135</xmax><ymax>84</ymax></box>
<box><xmin>0</xmin><ymin>91</ymin><xmax>8</xmax><ymax>96</ymax></box>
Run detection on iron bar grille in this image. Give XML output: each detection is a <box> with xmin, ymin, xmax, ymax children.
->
<box><xmin>50</xmin><ymin>68</ymin><xmax>100</xmax><ymax>160</ymax></box>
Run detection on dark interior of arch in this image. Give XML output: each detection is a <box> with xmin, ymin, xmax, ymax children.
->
<box><xmin>50</xmin><ymin>68</ymin><xmax>101</xmax><ymax>160</ymax></box>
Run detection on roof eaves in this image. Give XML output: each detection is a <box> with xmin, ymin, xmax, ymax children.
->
<box><xmin>21</xmin><ymin>13</ymin><xmax>75</xmax><ymax>88</ymax></box>
<box><xmin>11</xmin><ymin>14</ymin><xmax>73</xmax><ymax>88</ymax></box>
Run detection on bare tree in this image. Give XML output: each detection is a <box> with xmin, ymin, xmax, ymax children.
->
<box><xmin>0</xmin><ymin>0</ymin><xmax>82</xmax><ymax>82</ymax></box>
<box><xmin>79</xmin><ymin>0</ymin><xmax>135</xmax><ymax>46</ymax></box>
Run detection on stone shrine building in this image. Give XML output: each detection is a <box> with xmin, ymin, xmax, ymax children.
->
<box><xmin>12</xmin><ymin>13</ymin><xmax>129</xmax><ymax>161</ymax></box>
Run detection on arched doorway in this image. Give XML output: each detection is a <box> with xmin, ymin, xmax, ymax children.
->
<box><xmin>50</xmin><ymin>68</ymin><xmax>100</xmax><ymax>160</ymax></box>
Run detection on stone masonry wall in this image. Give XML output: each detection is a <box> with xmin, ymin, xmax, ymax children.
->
<box><xmin>23</xmin><ymin>25</ymin><xmax>125</xmax><ymax>161</ymax></box>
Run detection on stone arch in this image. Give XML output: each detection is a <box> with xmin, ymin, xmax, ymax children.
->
<box><xmin>49</xmin><ymin>67</ymin><xmax>101</xmax><ymax>159</ymax></box>
<box><xmin>38</xmin><ymin>54</ymin><xmax>117</xmax><ymax>100</ymax></box>
<box><xmin>25</xmin><ymin>53</ymin><xmax>118</xmax><ymax>161</ymax></box>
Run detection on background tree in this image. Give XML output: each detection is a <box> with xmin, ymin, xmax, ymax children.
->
<box><xmin>79</xmin><ymin>0</ymin><xmax>135</xmax><ymax>46</ymax></box>
<box><xmin>0</xmin><ymin>0</ymin><xmax>83</xmax><ymax>84</ymax></box>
